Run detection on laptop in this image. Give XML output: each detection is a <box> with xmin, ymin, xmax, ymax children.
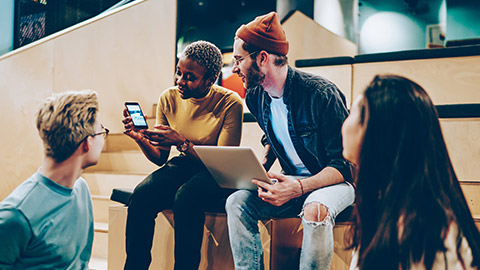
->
<box><xmin>193</xmin><ymin>146</ymin><xmax>274</xmax><ymax>190</ymax></box>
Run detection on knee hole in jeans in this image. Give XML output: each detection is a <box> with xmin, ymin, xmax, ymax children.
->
<box><xmin>303</xmin><ymin>202</ymin><xmax>328</xmax><ymax>222</ymax></box>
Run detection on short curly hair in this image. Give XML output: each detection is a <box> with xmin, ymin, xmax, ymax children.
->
<box><xmin>36</xmin><ymin>90</ymin><xmax>99</xmax><ymax>162</ymax></box>
<box><xmin>182</xmin><ymin>40</ymin><xmax>223</xmax><ymax>82</ymax></box>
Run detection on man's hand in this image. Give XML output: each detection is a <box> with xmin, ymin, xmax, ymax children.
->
<box><xmin>143</xmin><ymin>124</ymin><xmax>185</xmax><ymax>148</ymax></box>
<box><xmin>253</xmin><ymin>172</ymin><xmax>303</xmax><ymax>206</ymax></box>
<box><xmin>122</xmin><ymin>108</ymin><xmax>145</xmax><ymax>142</ymax></box>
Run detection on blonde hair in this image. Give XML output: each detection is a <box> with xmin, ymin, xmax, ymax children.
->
<box><xmin>36</xmin><ymin>90</ymin><xmax>99</xmax><ymax>162</ymax></box>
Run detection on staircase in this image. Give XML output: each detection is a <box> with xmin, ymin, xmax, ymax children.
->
<box><xmin>83</xmin><ymin>108</ymin><xmax>480</xmax><ymax>269</ymax></box>
<box><xmin>460</xmin><ymin>181</ymin><xmax>480</xmax><ymax>230</ymax></box>
<box><xmin>84</xmin><ymin>116</ymin><xmax>159</xmax><ymax>270</ymax></box>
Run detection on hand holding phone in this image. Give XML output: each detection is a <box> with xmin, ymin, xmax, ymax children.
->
<box><xmin>125</xmin><ymin>102</ymin><xmax>148</xmax><ymax>129</ymax></box>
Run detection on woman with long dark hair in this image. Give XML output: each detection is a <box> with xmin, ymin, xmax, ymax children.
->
<box><xmin>342</xmin><ymin>74</ymin><xmax>480</xmax><ymax>269</ymax></box>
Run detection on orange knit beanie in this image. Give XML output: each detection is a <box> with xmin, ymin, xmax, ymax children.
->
<box><xmin>236</xmin><ymin>11</ymin><xmax>289</xmax><ymax>56</ymax></box>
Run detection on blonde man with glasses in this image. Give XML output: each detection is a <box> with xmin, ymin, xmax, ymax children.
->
<box><xmin>0</xmin><ymin>90</ymin><xmax>107</xmax><ymax>269</ymax></box>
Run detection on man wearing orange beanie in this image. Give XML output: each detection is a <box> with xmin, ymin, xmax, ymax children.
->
<box><xmin>225</xmin><ymin>12</ymin><xmax>355</xmax><ymax>270</ymax></box>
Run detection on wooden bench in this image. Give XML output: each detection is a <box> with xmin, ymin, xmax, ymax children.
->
<box><xmin>106</xmin><ymin>45</ymin><xmax>480</xmax><ymax>269</ymax></box>
<box><xmin>108</xmin><ymin>188</ymin><xmax>354</xmax><ymax>270</ymax></box>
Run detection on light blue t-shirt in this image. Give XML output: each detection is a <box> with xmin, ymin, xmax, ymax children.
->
<box><xmin>270</xmin><ymin>96</ymin><xmax>310</xmax><ymax>175</ymax></box>
<box><xmin>0</xmin><ymin>170</ymin><xmax>93</xmax><ymax>270</ymax></box>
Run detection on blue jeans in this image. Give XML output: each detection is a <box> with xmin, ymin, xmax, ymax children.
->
<box><xmin>225</xmin><ymin>181</ymin><xmax>355</xmax><ymax>270</ymax></box>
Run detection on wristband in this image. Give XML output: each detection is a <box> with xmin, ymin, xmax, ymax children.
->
<box><xmin>176</xmin><ymin>139</ymin><xmax>191</xmax><ymax>153</ymax></box>
<box><xmin>297</xmin><ymin>179</ymin><xmax>304</xmax><ymax>196</ymax></box>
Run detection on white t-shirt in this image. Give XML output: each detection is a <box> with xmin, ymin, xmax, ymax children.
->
<box><xmin>270</xmin><ymin>96</ymin><xmax>310</xmax><ymax>175</ymax></box>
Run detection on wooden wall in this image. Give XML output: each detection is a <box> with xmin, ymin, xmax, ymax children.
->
<box><xmin>351</xmin><ymin>56</ymin><xmax>480</xmax><ymax>183</ymax></box>
<box><xmin>352</xmin><ymin>56</ymin><xmax>480</xmax><ymax>105</ymax></box>
<box><xmin>0</xmin><ymin>0</ymin><xmax>176</xmax><ymax>200</ymax></box>
<box><xmin>299</xmin><ymin>64</ymin><xmax>353</xmax><ymax>108</ymax></box>
<box><xmin>282</xmin><ymin>11</ymin><xmax>357</xmax><ymax>67</ymax></box>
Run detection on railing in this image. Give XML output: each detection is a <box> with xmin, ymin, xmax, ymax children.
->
<box><xmin>436</xmin><ymin>104</ymin><xmax>480</xmax><ymax>119</ymax></box>
<box><xmin>296</xmin><ymin>44</ymin><xmax>480</xmax><ymax>68</ymax></box>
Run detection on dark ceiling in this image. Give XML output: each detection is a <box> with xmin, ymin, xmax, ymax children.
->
<box><xmin>176</xmin><ymin>0</ymin><xmax>276</xmax><ymax>52</ymax></box>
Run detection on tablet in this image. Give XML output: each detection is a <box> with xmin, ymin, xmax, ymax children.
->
<box><xmin>193</xmin><ymin>146</ymin><xmax>273</xmax><ymax>190</ymax></box>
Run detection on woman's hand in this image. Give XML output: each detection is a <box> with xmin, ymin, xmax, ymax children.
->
<box><xmin>143</xmin><ymin>124</ymin><xmax>185</xmax><ymax>148</ymax></box>
<box><xmin>122</xmin><ymin>108</ymin><xmax>146</xmax><ymax>142</ymax></box>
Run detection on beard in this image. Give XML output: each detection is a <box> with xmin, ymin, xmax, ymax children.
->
<box><xmin>245</xmin><ymin>60</ymin><xmax>265</xmax><ymax>89</ymax></box>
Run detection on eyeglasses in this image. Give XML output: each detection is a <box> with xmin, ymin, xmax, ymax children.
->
<box><xmin>76</xmin><ymin>125</ymin><xmax>109</xmax><ymax>148</ymax></box>
<box><xmin>232</xmin><ymin>51</ymin><xmax>257</xmax><ymax>67</ymax></box>
<box><xmin>91</xmin><ymin>125</ymin><xmax>109</xmax><ymax>139</ymax></box>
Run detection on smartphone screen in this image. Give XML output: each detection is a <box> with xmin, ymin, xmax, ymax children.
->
<box><xmin>125</xmin><ymin>102</ymin><xmax>148</xmax><ymax>129</ymax></box>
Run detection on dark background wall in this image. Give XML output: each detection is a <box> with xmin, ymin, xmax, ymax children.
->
<box><xmin>2</xmin><ymin>0</ymin><xmax>479</xmax><ymax>57</ymax></box>
<box><xmin>176</xmin><ymin>0</ymin><xmax>275</xmax><ymax>53</ymax></box>
<box><xmin>176</xmin><ymin>0</ymin><xmax>479</xmax><ymax>55</ymax></box>
<box><xmin>447</xmin><ymin>0</ymin><xmax>480</xmax><ymax>41</ymax></box>
<box><xmin>277</xmin><ymin>0</ymin><xmax>313</xmax><ymax>20</ymax></box>
<box><xmin>357</xmin><ymin>0</ymin><xmax>445</xmax><ymax>53</ymax></box>
<box><xmin>176</xmin><ymin>0</ymin><xmax>450</xmax><ymax>54</ymax></box>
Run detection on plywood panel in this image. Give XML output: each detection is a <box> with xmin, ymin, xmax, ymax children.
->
<box><xmin>0</xmin><ymin>0</ymin><xmax>176</xmax><ymax>201</ymax></box>
<box><xmin>441</xmin><ymin>119</ymin><xmax>480</xmax><ymax>181</ymax></box>
<box><xmin>460</xmin><ymin>182</ymin><xmax>480</xmax><ymax>217</ymax></box>
<box><xmin>282</xmin><ymin>11</ymin><xmax>357</xmax><ymax>65</ymax></box>
<box><xmin>201</xmin><ymin>213</ymin><xmax>234</xmax><ymax>270</ymax></box>
<box><xmin>351</xmin><ymin>56</ymin><xmax>480</xmax><ymax>184</ymax></box>
<box><xmin>241</xmin><ymin>122</ymin><xmax>265</xmax><ymax>156</ymax></box>
<box><xmin>109</xmin><ymin>205</ymin><xmax>353</xmax><ymax>270</ymax></box>
<box><xmin>54</xmin><ymin>0</ymin><xmax>176</xmax><ymax>134</ymax></box>
<box><xmin>332</xmin><ymin>224</ymin><xmax>353</xmax><ymax>270</ymax></box>
<box><xmin>108</xmin><ymin>206</ymin><xmax>175</xmax><ymax>270</ymax></box>
<box><xmin>268</xmin><ymin>218</ymin><xmax>302</xmax><ymax>270</ymax></box>
<box><xmin>299</xmin><ymin>65</ymin><xmax>353</xmax><ymax>108</ymax></box>
<box><xmin>241</xmin><ymin>122</ymin><xmax>282</xmax><ymax>173</ymax></box>
<box><xmin>108</xmin><ymin>206</ymin><xmax>270</xmax><ymax>270</ymax></box>
<box><xmin>0</xmin><ymin>42</ymin><xmax>54</xmax><ymax>200</ymax></box>
<box><xmin>352</xmin><ymin>56</ymin><xmax>480</xmax><ymax>104</ymax></box>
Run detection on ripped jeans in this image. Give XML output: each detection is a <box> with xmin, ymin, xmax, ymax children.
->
<box><xmin>225</xmin><ymin>181</ymin><xmax>354</xmax><ymax>270</ymax></box>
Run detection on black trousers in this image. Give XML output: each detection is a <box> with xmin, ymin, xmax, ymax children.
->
<box><xmin>124</xmin><ymin>155</ymin><xmax>233</xmax><ymax>270</ymax></box>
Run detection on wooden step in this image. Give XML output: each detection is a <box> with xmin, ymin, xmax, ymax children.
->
<box><xmin>85</xmin><ymin>150</ymin><xmax>159</xmax><ymax>174</ymax></box>
<box><xmin>441</xmin><ymin>118</ymin><xmax>480</xmax><ymax>181</ymax></box>
<box><xmin>101</xmin><ymin>118</ymin><xmax>164</xmax><ymax>153</ymax></box>
<box><xmin>93</xmin><ymin>222</ymin><xmax>109</xmax><ymax>260</ymax></box>
<box><xmin>95</xmin><ymin>222</ymin><xmax>109</xmax><ymax>233</ymax></box>
<box><xmin>474</xmin><ymin>215</ymin><xmax>480</xmax><ymax>231</ymax></box>
<box><xmin>460</xmin><ymin>181</ymin><xmax>480</xmax><ymax>216</ymax></box>
<box><xmin>89</xmin><ymin>256</ymin><xmax>107</xmax><ymax>270</ymax></box>
<box><xmin>108</xmin><ymin>205</ymin><xmax>250</xmax><ymax>270</ymax></box>
<box><xmin>103</xmin><ymin>134</ymin><xmax>141</xmax><ymax>152</ymax></box>
<box><xmin>83</xmin><ymin>172</ymin><xmax>148</xmax><ymax>197</ymax></box>
<box><xmin>108</xmin><ymin>205</ymin><xmax>353</xmax><ymax>270</ymax></box>
<box><xmin>92</xmin><ymin>195</ymin><xmax>122</xmax><ymax>223</ymax></box>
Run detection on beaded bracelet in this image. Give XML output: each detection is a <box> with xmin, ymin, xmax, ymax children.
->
<box><xmin>297</xmin><ymin>179</ymin><xmax>304</xmax><ymax>196</ymax></box>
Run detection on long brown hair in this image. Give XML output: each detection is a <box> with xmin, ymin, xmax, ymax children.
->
<box><xmin>349</xmin><ymin>74</ymin><xmax>480</xmax><ymax>269</ymax></box>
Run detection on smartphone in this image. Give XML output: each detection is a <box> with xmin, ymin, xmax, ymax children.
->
<box><xmin>125</xmin><ymin>102</ymin><xmax>148</xmax><ymax>129</ymax></box>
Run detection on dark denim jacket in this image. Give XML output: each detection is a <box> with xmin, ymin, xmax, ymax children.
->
<box><xmin>245</xmin><ymin>66</ymin><xmax>352</xmax><ymax>183</ymax></box>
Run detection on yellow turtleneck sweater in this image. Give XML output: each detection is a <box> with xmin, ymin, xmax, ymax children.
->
<box><xmin>156</xmin><ymin>85</ymin><xmax>243</xmax><ymax>146</ymax></box>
